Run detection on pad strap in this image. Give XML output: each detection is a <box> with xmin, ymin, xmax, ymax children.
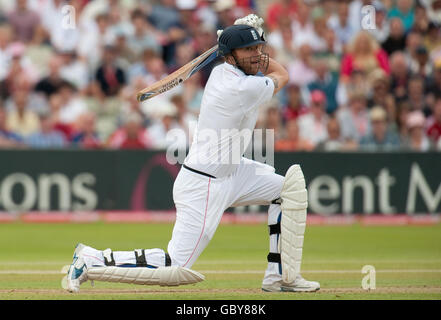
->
<box><xmin>135</xmin><ymin>249</ymin><xmax>147</xmax><ymax>267</ymax></box>
<box><xmin>103</xmin><ymin>249</ymin><xmax>115</xmax><ymax>266</ymax></box>
<box><xmin>165</xmin><ymin>253</ymin><xmax>171</xmax><ymax>267</ymax></box>
<box><xmin>268</xmin><ymin>222</ymin><xmax>281</xmax><ymax>235</ymax></box>
<box><xmin>267</xmin><ymin>252</ymin><xmax>281</xmax><ymax>263</ymax></box>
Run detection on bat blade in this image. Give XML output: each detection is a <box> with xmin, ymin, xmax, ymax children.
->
<box><xmin>137</xmin><ymin>45</ymin><xmax>219</xmax><ymax>102</ymax></box>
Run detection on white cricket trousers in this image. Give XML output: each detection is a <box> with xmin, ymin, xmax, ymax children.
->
<box><xmin>80</xmin><ymin>157</ymin><xmax>285</xmax><ymax>284</ymax></box>
<box><xmin>169</xmin><ymin>157</ymin><xmax>284</xmax><ymax>283</ymax></box>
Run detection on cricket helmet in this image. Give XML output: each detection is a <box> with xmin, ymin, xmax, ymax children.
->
<box><xmin>218</xmin><ymin>24</ymin><xmax>266</xmax><ymax>56</ymax></box>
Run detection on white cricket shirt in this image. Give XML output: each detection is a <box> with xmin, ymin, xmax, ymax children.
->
<box><xmin>184</xmin><ymin>62</ymin><xmax>275</xmax><ymax>178</ymax></box>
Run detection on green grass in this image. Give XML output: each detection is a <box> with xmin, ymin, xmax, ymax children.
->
<box><xmin>0</xmin><ymin>222</ymin><xmax>440</xmax><ymax>300</ymax></box>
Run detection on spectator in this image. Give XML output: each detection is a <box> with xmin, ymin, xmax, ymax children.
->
<box><xmin>427</xmin><ymin>59</ymin><xmax>441</xmax><ymax>100</ymax></box>
<box><xmin>193</xmin><ymin>22</ymin><xmax>217</xmax><ymax>55</ymax></box>
<box><xmin>0</xmin><ymin>24</ymin><xmax>12</xmax><ymax>82</ymax></box>
<box><xmin>340</xmin><ymin>31</ymin><xmax>390</xmax><ymax>83</ymax></box>
<box><xmin>25</xmin><ymin>24</ymin><xmax>53</xmax><ymax>79</ymax></box>
<box><xmin>214</xmin><ymin>0</ymin><xmax>237</xmax><ymax>30</ymax></box>
<box><xmin>409</xmin><ymin>45</ymin><xmax>433</xmax><ymax>79</ymax></box>
<box><xmin>262</xmin><ymin>104</ymin><xmax>283</xmax><ymax>141</ymax></box>
<box><xmin>381</xmin><ymin>18</ymin><xmax>407</xmax><ymax>56</ymax></box>
<box><xmin>291</xmin><ymin>0</ymin><xmax>315</xmax><ymax>50</ymax></box>
<box><xmin>395</xmin><ymin>101</ymin><xmax>412</xmax><ymax>142</ymax></box>
<box><xmin>297</xmin><ymin>90</ymin><xmax>329</xmax><ymax>147</ymax></box>
<box><xmin>192</xmin><ymin>23</ymin><xmax>219</xmax><ymax>86</ymax></box>
<box><xmin>26</xmin><ymin>111</ymin><xmax>66</xmax><ymax>148</ymax></box>
<box><xmin>359</xmin><ymin>106</ymin><xmax>401</xmax><ymax>151</ymax></box>
<box><xmin>6</xmin><ymin>90</ymin><xmax>40</xmax><ymax>137</ymax></box>
<box><xmin>128</xmin><ymin>49</ymin><xmax>159</xmax><ymax>82</ymax></box>
<box><xmin>95</xmin><ymin>45</ymin><xmax>126</xmax><ymax>96</ymax></box>
<box><xmin>404</xmin><ymin>30</ymin><xmax>424</xmax><ymax>67</ymax></box>
<box><xmin>275</xmin><ymin>119</ymin><xmax>314</xmax><ymax>151</ymax></box>
<box><xmin>81</xmin><ymin>81</ymin><xmax>121</xmax><ymax>142</ymax></box>
<box><xmin>426</xmin><ymin>97</ymin><xmax>441</xmax><ymax>143</ymax></box>
<box><xmin>287</xmin><ymin>43</ymin><xmax>316</xmax><ymax>87</ymax></box>
<box><xmin>7</xmin><ymin>0</ymin><xmax>40</xmax><ymax>43</ymax></box>
<box><xmin>421</xmin><ymin>0</ymin><xmax>441</xmax><ymax>25</ymax></box>
<box><xmin>127</xmin><ymin>9</ymin><xmax>162</xmax><ymax>61</ymax></box>
<box><xmin>113</xmin><ymin>31</ymin><xmax>138</xmax><ymax>65</ymax></box>
<box><xmin>34</xmin><ymin>55</ymin><xmax>67</xmax><ymax>97</ymax></box>
<box><xmin>168</xmin><ymin>41</ymin><xmax>195</xmax><ymax>73</ymax></box>
<box><xmin>318</xmin><ymin>28</ymin><xmax>342</xmax><ymax>73</ymax></box>
<box><xmin>142</xmin><ymin>56</ymin><xmax>168</xmax><ymax>88</ymax></box>
<box><xmin>1</xmin><ymin>43</ymin><xmax>39</xmax><ymax>98</ymax></box>
<box><xmin>106</xmin><ymin>1</ymin><xmax>133</xmax><ymax>38</ymax></box>
<box><xmin>413</xmin><ymin>3</ymin><xmax>431</xmax><ymax>34</ymax></box>
<box><xmin>407</xmin><ymin>75</ymin><xmax>431</xmax><ymax>117</ymax></box>
<box><xmin>308</xmin><ymin>58</ymin><xmax>339</xmax><ymax>114</ymax></box>
<box><xmin>47</xmin><ymin>92</ymin><xmax>74</xmax><ymax>141</ymax></box>
<box><xmin>367</xmin><ymin>68</ymin><xmax>396</xmax><ymax>121</ymax></box>
<box><xmin>302</xmin><ymin>6</ymin><xmax>327</xmax><ymax>52</ymax></box>
<box><xmin>148</xmin><ymin>0</ymin><xmax>180</xmax><ymax>34</ymax></box>
<box><xmin>141</xmin><ymin>56</ymin><xmax>182</xmax><ymax>104</ymax></box>
<box><xmin>265</xmin><ymin>0</ymin><xmax>298</xmax><ymax>32</ymax></box>
<box><xmin>388</xmin><ymin>0</ymin><xmax>415</xmax><ymax>32</ymax></box>
<box><xmin>57</xmin><ymin>81</ymin><xmax>88</xmax><ymax>125</ymax></box>
<box><xmin>77</xmin><ymin>12</ymin><xmax>116</xmax><ymax>70</ymax></box>
<box><xmin>337</xmin><ymin>69</ymin><xmax>370</xmax><ymax>109</ymax></box>
<box><xmin>267</xmin><ymin>17</ymin><xmax>296</xmax><ymax>67</ymax></box>
<box><xmin>58</xmin><ymin>50</ymin><xmax>90</xmax><ymax>91</ymax></box>
<box><xmin>327</xmin><ymin>1</ymin><xmax>357</xmax><ymax>46</ymax></box>
<box><xmin>337</xmin><ymin>90</ymin><xmax>371</xmax><ymax>142</ymax></box>
<box><xmin>148</xmin><ymin>100</ymin><xmax>185</xmax><ymax>150</ymax></box>
<box><xmin>180</xmin><ymin>71</ymin><xmax>204</xmax><ymax>115</ymax></box>
<box><xmin>389</xmin><ymin>51</ymin><xmax>411</xmax><ymax>103</ymax></box>
<box><xmin>107</xmin><ymin>112</ymin><xmax>151</xmax><ymax>149</ymax></box>
<box><xmin>315</xmin><ymin>116</ymin><xmax>358</xmax><ymax>151</ymax></box>
<box><xmin>175</xmin><ymin>0</ymin><xmax>200</xmax><ymax>39</ymax></box>
<box><xmin>282</xmin><ymin>83</ymin><xmax>307</xmax><ymax>123</ymax></box>
<box><xmin>71</xmin><ymin>112</ymin><xmax>102</xmax><ymax>149</ymax></box>
<box><xmin>423</xmin><ymin>22</ymin><xmax>441</xmax><ymax>53</ymax></box>
<box><xmin>0</xmin><ymin>106</ymin><xmax>23</xmax><ymax>148</ymax></box>
<box><xmin>404</xmin><ymin>110</ymin><xmax>432</xmax><ymax>151</ymax></box>
<box><xmin>171</xmin><ymin>94</ymin><xmax>197</xmax><ymax>143</ymax></box>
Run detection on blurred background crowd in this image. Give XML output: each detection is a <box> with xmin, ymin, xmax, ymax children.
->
<box><xmin>0</xmin><ymin>0</ymin><xmax>440</xmax><ymax>152</ymax></box>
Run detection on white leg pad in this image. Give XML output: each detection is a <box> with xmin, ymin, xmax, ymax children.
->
<box><xmin>280</xmin><ymin>164</ymin><xmax>308</xmax><ymax>283</ymax></box>
<box><xmin>87</xmin><ymin>266</ymin><xmax>205</xmax><ymax>286</ymax></box>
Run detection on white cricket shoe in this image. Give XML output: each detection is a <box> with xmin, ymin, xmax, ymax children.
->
<box><xmin>66</xmin><ymin>243</ymin><xmax>89</xmax><ymax>293</ymax></box>
<box><xmin>262</xmin><ymin>275</ymin><xmax>320</xmax><ymax>292</ymax></box>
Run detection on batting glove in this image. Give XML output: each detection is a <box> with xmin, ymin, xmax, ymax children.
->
<box><xmin>217</xmin><ymin>14</ymin><xmax>266</xmax><ymax>41</ymax></box>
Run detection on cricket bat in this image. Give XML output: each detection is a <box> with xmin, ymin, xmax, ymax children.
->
<box><xmin>137</xmin><ymin>45</ymin><xmax>219</xmax><ymax>102</ymax></box>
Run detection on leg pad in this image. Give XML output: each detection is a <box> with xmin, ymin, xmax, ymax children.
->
<box><xmin>87</xmin><ymin>266</ymin><xmax>205</xmax><ymax>286</ymax></box>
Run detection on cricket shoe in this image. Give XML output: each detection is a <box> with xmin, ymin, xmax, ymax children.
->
<box><xmin>66</xmin><ymin>243</ymin><xmax>89</xmax><ymax>293</ymax></box>
<box><xmin>262</xmin><ymin>275</ymin><xmax>320</xmax><ymax>292</ymax></box>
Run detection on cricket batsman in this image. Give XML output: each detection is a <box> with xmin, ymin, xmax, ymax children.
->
<box><xmin>66</xmin><ymin>15</ymin><xmax>320</xmax><ymax>293</ymax></box>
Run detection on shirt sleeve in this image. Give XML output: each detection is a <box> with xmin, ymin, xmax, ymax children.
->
<box><xmin>239</xmin><ymin>75</ymin><xmax>275</xmax><ymax>114</ymax></box>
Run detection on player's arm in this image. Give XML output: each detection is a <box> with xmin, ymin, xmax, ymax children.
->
<box><xmin>264</xmin><ymin>57</ymin><xmax>289</xmax><ymax>96</ymax></box>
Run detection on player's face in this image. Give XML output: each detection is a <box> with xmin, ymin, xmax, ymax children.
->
<box><xmin>232</xmin><ymin>45</ymin><xmax>269</xmax><ymax>75</ymax></box>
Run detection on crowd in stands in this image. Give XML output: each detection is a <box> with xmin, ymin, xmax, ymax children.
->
<box><xmin>0</xmin><ymin>0</ymin><xmax>440</xmax><ymax>152</ymax></box>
